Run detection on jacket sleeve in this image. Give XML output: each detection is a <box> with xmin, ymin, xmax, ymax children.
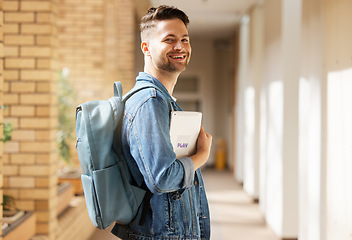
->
<box><xmin>127</xmin><ymin>95</ymin><xmax>195</xmax><ymax>195</ymax></box>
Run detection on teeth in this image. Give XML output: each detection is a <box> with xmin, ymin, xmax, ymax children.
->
<box><xmin>171</xmin><ymin>56</ymin><xmax>185</xmax><ymax>59</ymax></box>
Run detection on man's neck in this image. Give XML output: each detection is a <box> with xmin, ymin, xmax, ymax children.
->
<box><xmin>144</xmin><ymin>67</ymin><xmax>180</xmax><ymax>95</ymax></box>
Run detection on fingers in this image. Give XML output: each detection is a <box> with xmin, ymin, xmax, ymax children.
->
<box><xmin>200</xmin><ymin>125</ymin><xmax>205</xmax><ymax>133</ymax></box>
<box><xmin>207</xmin><ymin>132</ymin><xmax>212</xmax><ymax>139</ymax></box>
<box><xmin>199</xmin><ymin>126</ymin><xmax>212</xmax><ymax>142</ymax></box>
<box><xmin>201</xmin><ymin>125</ymin><xmax>210</xmax><ymax>135</ymax></box>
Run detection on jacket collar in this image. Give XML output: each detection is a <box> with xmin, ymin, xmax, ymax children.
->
<box><xmin>136</xmin><ymin>72</ymin><xmax>174</xmax><ymax>102</ymax></box>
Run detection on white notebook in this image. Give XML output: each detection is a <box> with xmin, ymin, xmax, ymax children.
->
<box><xmin>170</xmin><ymin>111</ymin><xmax>202</xmax><ymax>158</ymax></box>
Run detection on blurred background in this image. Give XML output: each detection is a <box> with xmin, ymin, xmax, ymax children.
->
<box><xmin>0</xmin><ymin>0</ymin><xmax>351</xmax><ymax>239</ymax></box>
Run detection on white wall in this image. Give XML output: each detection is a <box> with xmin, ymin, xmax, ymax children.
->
<box><xmin>324</xmin><ymin>1</ymin><xmax>352</xmax><ymax>239</ymax></box>
<box><xmin>241</xmin><ymin>0</ymin><xmax>352</xmax><ymax>240</ymax></box>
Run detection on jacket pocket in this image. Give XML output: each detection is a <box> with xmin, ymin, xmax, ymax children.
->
<box><xmin>168</xmin><ymin>191</ymin><xmax>185</xmax><ymax>233</ymax></box>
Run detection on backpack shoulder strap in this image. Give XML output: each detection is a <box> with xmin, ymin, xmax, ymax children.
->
<box><xmin>113</xmin><ymin>81</ymin><xmax>123</xmax><ymax>99</ymax></box>
<box><xmin>120</xmin><ymin>82</ymin><xmax>164</xmax><ymax>102</ymax></box>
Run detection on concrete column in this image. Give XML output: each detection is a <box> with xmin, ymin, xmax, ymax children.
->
<box><xmin>260</xmin><ymin>0</ymin><xmax>300</xmax><ymax>237</ymax></box>
<box><xmin>299</xmin><ymin>0</ymin><xmax>324</xmax><ymax>239</ymax></box>
<box><xmin>243</xmin><ymin>4</ymin><xmax>263</xmax><ymax>199</ymax></box>
<box><xmin>281</xmin><ymin>0</ymin><xmax>301</xmax><ymax>236</ymax></box>
<box><xmin>235</xmin><ymin>15</ymin><xmax>250</xmax><ymax>183</ymax></box>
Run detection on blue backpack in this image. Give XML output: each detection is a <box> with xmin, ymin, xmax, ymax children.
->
<box><xmin>75</xmin><ymin>82</ymin><xmax>156</xmax><ymax>229</ymax></box>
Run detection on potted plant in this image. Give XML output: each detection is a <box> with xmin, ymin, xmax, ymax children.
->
<box><xmin>1</xmin><ymin>194</ymin><xmax>36</xmax><ymax>240</ymax></box>
<box><xmin>2</xmin><ymin>194</ymin><xmax>24</xmax><ymax>224</ymax></box>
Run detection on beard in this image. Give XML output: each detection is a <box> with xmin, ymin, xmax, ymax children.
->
<box><xmin>156</xmin><ymin>53</ymin><xmax>190</xmax><ymax>73</ymax></box>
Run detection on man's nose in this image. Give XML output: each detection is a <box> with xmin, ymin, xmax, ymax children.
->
<box><xmin>173</xmin><ymin>40</ymin><xmax>182</xmax><ymax>51</ymax></box>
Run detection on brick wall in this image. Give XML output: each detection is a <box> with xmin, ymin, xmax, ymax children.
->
<box><xmin>1</xmin><ymin>0</ymin><xmax>136</xmax><ymax>239</ymax></box>
<box><xmin>2</xmin><ymin>0</ymin><xmax>58</xmax><ymax>239</ymax></box>
<box><xmin>0</xmin><ymin>0</ymin><xmax>3</xmax><ymax>239</ymax></box>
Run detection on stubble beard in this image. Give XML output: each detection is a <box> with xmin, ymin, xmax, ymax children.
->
<box><xmin>157</xmin><ymin>54</ymin><xmax>190</xmax><ymax>73</ymax></box>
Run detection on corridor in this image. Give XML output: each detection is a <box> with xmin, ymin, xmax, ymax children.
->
<box><xmin>204</xmin><ymin>169</ymin><xmax>279</xmax><ymax>240</ymax></box>
<box><xmin>89</xmin><ymin>169</ymin><xmax>279</xmax><ymax>240</ymax></box>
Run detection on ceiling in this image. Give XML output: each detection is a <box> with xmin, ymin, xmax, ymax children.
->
<box><xmin>149</xmin><ymin>0</ymin><xmax>259</xmax><ymax>39</ymax></box>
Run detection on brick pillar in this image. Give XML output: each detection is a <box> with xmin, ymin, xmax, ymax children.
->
<box><xmin>0</xmin><ymin>1</ymin><xmax>4</xmax><ymax>239</ymax></box>
<box><xmin>58</xmin><ymin>0</ymin><xmax>136</xmax><ymax>103</ymax></box>
<box><xmin>117</xmin><ymin>0</ymin><xmax>136</xmax><ymax>91</ymax></box>
<box><xmin>57</xmin><ymin>0</ymin><xmax>136</xmax><ymax>166</ymax></box>
<box><xmin>3</xmin><ymin>0</ymin><xmax>58</xmax><ymax>239</ymax></box>
<box><xmin>106</xmin><ymin>0</ymin><xmax>136</xmax><ymax>91</ymax></box>
<box><xmin>58</xmin><ymin>0</ymin><xmax>109</xmax><ymax>105</ymax></box>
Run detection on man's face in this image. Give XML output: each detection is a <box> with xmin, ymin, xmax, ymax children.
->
<box><xmin>144</xmin><ymin>18</ymin><xmax>191</xmax><ymax>74</ymax></box>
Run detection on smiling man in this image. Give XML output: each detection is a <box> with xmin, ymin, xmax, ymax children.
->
<box><xmin>141</xmin><ymin>7</ymin><xmax>192</xmax><ymax>94</ymax></box>
<box><xmin>111</xmin><ymin>5</ymin><xmax>212</xmax><ymax>240</ymax></box>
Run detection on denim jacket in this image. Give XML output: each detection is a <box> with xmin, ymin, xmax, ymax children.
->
<box><xmin>111</xmin><ymin>72</ymin><xmax>210</xmax><ymax>240</ymax></box>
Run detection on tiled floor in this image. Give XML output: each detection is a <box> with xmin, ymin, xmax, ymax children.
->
<box><xmin>88</xmin><ymin>169</ymin><xmax>279</xmax><ymax>240</ymax></box>
<box><xmin>203</xmin><ymin>169</ymin><xmax>279</xmax><ymax>240</ymax></box>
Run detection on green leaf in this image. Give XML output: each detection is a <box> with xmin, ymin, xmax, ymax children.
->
<box><xmin>1</xmin><ymin>122</ymin><xmax>13</xmax><ymax>143</ymax></box>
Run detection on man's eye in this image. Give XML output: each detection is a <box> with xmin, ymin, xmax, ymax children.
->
<box><xmin>164</xmin><ymin>39</ymin><xmax>173</xmax><ymax>43</ymax></box>
<box><xmin>182</xmin><ymin>39</ymin><xmax>189</xmax><ymax>43</ymax></box>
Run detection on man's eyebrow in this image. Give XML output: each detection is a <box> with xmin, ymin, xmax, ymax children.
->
<box><xmin>163</xmin><ymin>34</ymin><xmax>189</xmax><ymax>38</ymax></box>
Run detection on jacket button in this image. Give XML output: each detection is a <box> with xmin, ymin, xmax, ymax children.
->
<box><xmin>172</xmin><ymin>193</ymin><xmax>181</xmax><ymax>200</ymax></box>
<box><xmin>194</xmin><ymin>180</ymin><xmax>198</xmax><ymax>185</ymax></box>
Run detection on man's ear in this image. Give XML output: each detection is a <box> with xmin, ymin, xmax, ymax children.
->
<box><xmin>141</xmin><ymin>41</ymin><xmax>150</xmax><ymax>56</ymax></box>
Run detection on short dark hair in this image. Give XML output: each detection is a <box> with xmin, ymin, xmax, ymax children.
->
<box><xmin>140</xmin><ymin>5</ymin><xmax>190</xmax><ymax>41</ymax></box>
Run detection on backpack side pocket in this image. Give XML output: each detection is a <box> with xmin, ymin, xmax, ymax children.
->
<box><xmin>81</xmin><ymin>174</ymin><xmax>103</xmax><ymax>228</ymax></box>
<box><xmin>93</xmin><ymin>161</ymin><xmax>145</xmax><ymax>226</ymax></box>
